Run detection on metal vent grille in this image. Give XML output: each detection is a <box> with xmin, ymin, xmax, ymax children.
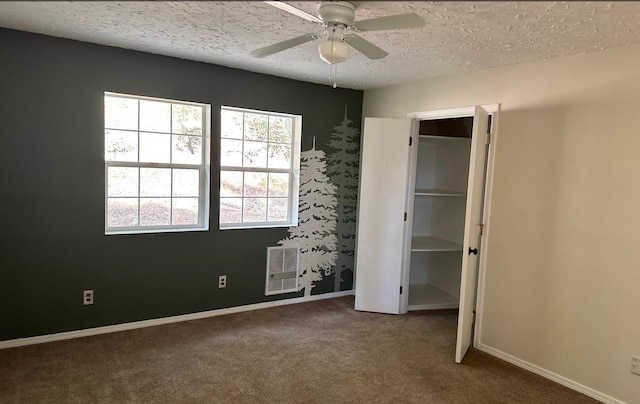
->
<box><xmin>265</xmin><ymin>246</ymin><xmax>299</xmax><ymax>295</ymax></box>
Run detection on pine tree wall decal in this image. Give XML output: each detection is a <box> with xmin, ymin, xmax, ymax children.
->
<box><xmin>326</xmin><ymin>107</ymin><xmax>360</xmax><ymax>291</ymax></box>
<box><xmin>279</xmin><ymin>138</ymin><xmax>338</xmax><ymax>297</ymax></box>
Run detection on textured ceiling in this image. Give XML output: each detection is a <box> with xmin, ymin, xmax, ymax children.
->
<box><xmin>1</xmin><ymin>1</ymin><xmax>640</xmax><ymax>89</ymax></box>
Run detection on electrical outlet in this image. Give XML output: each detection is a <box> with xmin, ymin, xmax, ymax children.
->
<box><xmin>218</xmin><ymin>275</ymin><xmax>227</xmax><ymax>289</ymax></box>
<box><xmin>632</xmin><ymin>356</ymin><xmax>640</xmax><ymax>376</ymax></box>
<box><xmin>83</xmin><ymin>289</ymin><xmax>94</xmax><ymax>305</ymax></box>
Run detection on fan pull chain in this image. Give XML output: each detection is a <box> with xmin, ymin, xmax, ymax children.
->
<box><xmin>330</xmin><ymin>30</ymin><xmax>337</xmax><ymax>88</ymax></box>
<box><xmin>329</xmin><ymin>63</ymin><xmax>338</xmax><ymax>88</ymax></box>
<box><xmin>333</xmin><ymin>64</ymin><xmax>338</xmax><ymax>88</ymax></box>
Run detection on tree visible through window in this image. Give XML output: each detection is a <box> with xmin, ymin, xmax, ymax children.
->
<box><xmin>104</xmin><ymin>92</ymin><xmax>210</xmax><ymax>234</ymax></box>
<box><xmin>219</xmin><ymin>106</ymin><xmax>301</xmax><ymax>229</ymax></box>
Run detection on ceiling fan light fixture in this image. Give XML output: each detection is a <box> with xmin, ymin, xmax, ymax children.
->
<box><xmin>255</xmin><ymin>1</ymin><xmax>424</xmax><ymax>65</ymax></box>
<box><xmin>318</xmin><ymin>39</ymin><xmax>349</xmax><ymax>65</ymax></box>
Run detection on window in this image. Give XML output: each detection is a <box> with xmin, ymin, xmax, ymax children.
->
<box><xmin>104</xmin><ymin>92</ymin><xmax>210</xmax><ymax>234</ymax></box>
<box><xmin>219</xmin><ymin>106</ymin><xmax>301</xmax><ymax>229</ymax></box>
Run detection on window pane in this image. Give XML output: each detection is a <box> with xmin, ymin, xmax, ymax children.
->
<box><xmin>140</xmin><ymin>168</ymin><xmax>171</xmax><ymax>197</ymax></box>
<box><xmin>140</xmin><ymin>198</ymin><xmax>171</xmax><ymax>226</ymax></box>
<box><xmin>108</xmin><ymin>167</ymin><xmax>138</xmax><ymax>197</ymax></box>
<box><xmin>105</xmin><ymin>93</ymin><xmax>210</xmax><ymax>234</ymax></box>
<box><xmin>220</xmin><ymin>171</ymin><xmax>243</xmax><ymax>197</ymax></box>
<box><xmin>173</xmin><ymin>169</ymin><xmax>199</xmax><ymax>197</ymax></box>
<box><xmin>268</xmin><ymin>198</ymin><xmax>288</xmax><ymax>222</ymax></box>
<box><xmin>105</xmin><ymin>96</ymin><xmax>138</xmax><ymax>130</ymax></box>
<box><xmin>108</xmin><ymin>198</ymin><xmax>138</xmax><ymax>227</ymax></box>
<box><xmin>243</xmin><ymin>198</ymin><xmax>267</xmax><ymax>223</ymax></box>
<box><xmin>221</xmin><ymin>109</ymin><xmax>243</xmax><ymax>139</ymax></box>
<box><xmin>269</xmin><ymin>116</ymin><xmax>292</xmax><ymax>144</ymax></box>
<box><xmin>220</xmin><ymin>198</ymin><xmax>242</xmax><ymax>224</ymax></box>
<box><xmin>139</xmin><ymin>100</ymin><xmax>171</xmax><ymax>133</ymax></box>
<box><xmin>244</xmin><ymin>172</ymin><xmax>268</xmax><ymax>197</ymax></box>
<box><xmin>244</xmin><ymin>113</ymin><xmax>268</xmax><ymax>141</ymax></box>
<box><xmin>172</xmin><ymin>135</ymin><xmax>201</xmax><ymax>165</ymax></box>
<box><xmin>172</xmin><ymin>104</ymin><xmax>202</xmax><ymax>135</ymax></box>
<box><xmin>244</xmin><ymin>141</ymin><xmax>267</xmax><ymax>168</ymax></box>
<box><xmin>268</xmin><ymin>143</ymin><xmax>291</xmax><ymax>169</ymax></box>
<box><xmin>105</xmin><ymin>129</ymin><xmax>138</xmax><ymax>162</ymax></box>
<box><xmin>139</xmin><ymin>132</ymin><xmax>170</xmax><ymax>163</ymax></box>
<box><xmin>172</xmin><ymin>198</ymin><xmax>199</xmax><ymax>225</ymax></box>
<box><xmin>218</xmin><ymin>106</ymin><xmax>300</xmax><ymax>229</ymax></box>
<box><xmin>268</xmin><ymin>173</ymin><xmax>289</xmax><ymax>197</ymax></box>
<box><xmin>221</xmin><ymin>139</ymin><xmax>243</xmax><ymax>167</ymax></box>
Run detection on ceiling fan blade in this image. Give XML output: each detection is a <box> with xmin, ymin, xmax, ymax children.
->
<box><xmin>251</xmin><ymin>33</ymin><xmax>317</xmax><ymax>58</ymax></box>
<box><xmin>344</xmin><ymin>35</ymin><xmax>388</xmax><ymax>60</ymax></box>
<box><xmin>353</xmin><ymin>13</ymin><xmax>425</xmax><ymax>32</ymax></box>
<box><xmin>264</xmin><ymin>1</ymin><xmax>323</xmax><ymax>23</ymax></box>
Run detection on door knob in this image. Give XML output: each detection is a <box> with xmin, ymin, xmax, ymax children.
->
<box><xmin>468</xmin><ymin>247</ymin><xmax>478</xmax><ymax>255</ymax></box>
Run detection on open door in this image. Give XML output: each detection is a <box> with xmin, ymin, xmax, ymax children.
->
<box><xmin>455</xmin><ymin>106</ymin><xmax>490</xmax><ymax>363</ymax></box>
<box><xmin>354</xmin><ymin>118</ymin><xmax>415</xmax><ymax>314</ymax></box>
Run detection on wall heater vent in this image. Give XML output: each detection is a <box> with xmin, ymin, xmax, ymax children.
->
<box><xmin>265</xmin><ymin>246</ymin><xmax>299</xmax><ymax>295</ymax></box>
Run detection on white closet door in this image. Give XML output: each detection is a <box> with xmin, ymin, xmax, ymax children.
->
<box><xmin>455</xmin><ymin>106</ymin><xmax>490</xmax><ymax>363</ymax></box>
<box><xmin>354</xmin><ymin>118</ymin><xmax>413</xmax><ymax>314</ymax></box>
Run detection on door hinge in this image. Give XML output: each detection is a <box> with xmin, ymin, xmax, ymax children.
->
<box><xmin>479</xmin><ymin>224</ymin><xmax>484</xmax><ymax>236</ymax></box>
<box><xmin>472</xmin><ymin>311</ymin><xmax>476</xmax><ymax>325</ymax></box>
<box><xmin>400</xmin><ymin>286</ymin><xmax>403</xmax><ymax>295</ymax></box>
<box><xmin>409</xmin><ymin>137</ymin><xmax>413</xmax><ymax>146</ymax></box>
<box><xmin>404</xmin><ymin>212</ymin><xmax>407</xmax><ymax>221</ymax></box>
<box><xmin>486</xmin><ymin>133</ymin><xmax>491</xmax><ymax>145</ymax></box>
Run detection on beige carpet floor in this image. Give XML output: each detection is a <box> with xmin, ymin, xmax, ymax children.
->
<box><xmin>0</xmin><ymin>296</ymin><xmax>596</xmax><ymax>403</ymax></box>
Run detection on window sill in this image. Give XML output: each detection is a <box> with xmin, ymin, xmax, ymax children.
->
<box><xmin>105</xmin><ymin>226</ymin><xmax>209</xmax><ymax>236</ymax></box>
<box><xmin>219</xmin><ymin>222</ymin><xmax>297</xmax><ymax>231</ymax></box>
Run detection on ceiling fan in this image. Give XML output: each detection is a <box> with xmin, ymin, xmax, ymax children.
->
<box><xmin>251</xmin><ymin>1</ymin><xmax>425</xmax><ymax>65</ymax></box>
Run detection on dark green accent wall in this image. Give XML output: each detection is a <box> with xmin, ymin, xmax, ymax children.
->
<box><xmin>0</xmin><ymin>28</ymin><xmax>363</xmax><ymax>340</ymax></box>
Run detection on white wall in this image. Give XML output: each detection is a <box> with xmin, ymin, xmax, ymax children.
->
<box><xmin>363</xmin><ymin>45</ymin><xmax>640</xmax><ymax>403</ymax></box>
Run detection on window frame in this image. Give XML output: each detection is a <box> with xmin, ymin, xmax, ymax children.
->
<box><xmin>219</xmin><ymin>106</ymin><xmax>301</xmax><ymax>230</ymax></box>
<box><xmin>104</xmin><ymin>91</ymin><xmax>211</xmax><ymax>235</ymax></box>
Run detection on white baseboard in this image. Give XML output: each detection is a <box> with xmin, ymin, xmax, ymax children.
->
<box><xmin>0</xmin><ymin>290</ymin><xmax>354</xmax><ymax>350</ymax></box>
<box><xmin>476</xmin><ymin>343</ymin><xmax>624</xmax><ymax>404</ymax></box>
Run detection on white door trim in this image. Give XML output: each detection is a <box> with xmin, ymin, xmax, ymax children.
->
<box><xmin>407</xmin><ymin>104</ymin><xmax>500</xmax><ymax>120</ymax></box>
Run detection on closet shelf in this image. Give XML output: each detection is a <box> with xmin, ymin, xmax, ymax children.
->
<box><xmin>411</xmin><ymin>236</ymin><xmax>463</xmax><ymax>252</ymax></box>
<box><xmin>419</xmin><ymin>134</ymin><xmax>472</xmax><ymax>143</ymax></box>
<box><xmin>414</xmin><ymin>188</ymin><xmax>466</xmax><ymax>197</ymax></box>
<box><xmin>407</xmin><ymin>284</ymin><xmax>459</xmax><ymax>310</ymax></box>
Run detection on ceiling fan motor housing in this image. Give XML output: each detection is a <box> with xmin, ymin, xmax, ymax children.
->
<box><xmin>319</xmin><ymin>1</ymin><xmax>356</xmax><ymax>26</ymax></box>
